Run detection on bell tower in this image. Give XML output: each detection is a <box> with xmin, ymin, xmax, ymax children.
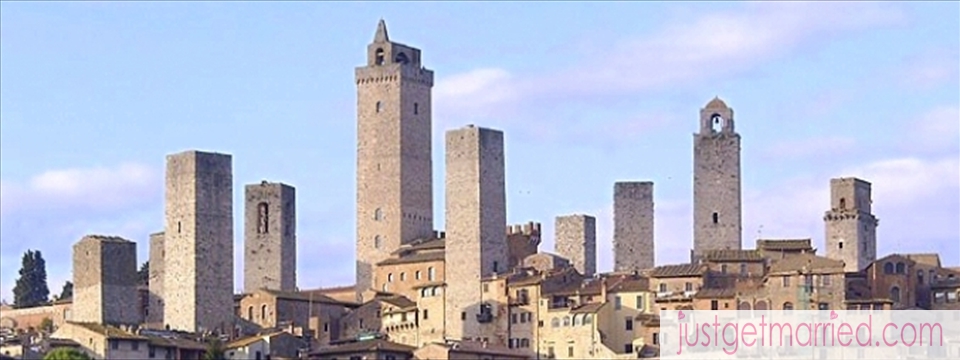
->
<box><xmin>692</xmin><ymin>97</ymin><xmax>743</xmax><ymax>261</ymax></box>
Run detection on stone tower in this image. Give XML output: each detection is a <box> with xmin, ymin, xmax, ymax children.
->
<box><xmin>692</xmin><ymin>97</ymin><xmax>742</xmax><ymax>261</ymax></box>
<box><xmin>164</xmin><ymin>150</ymin><xmax>234</xmax><ymax>334</ymax></box>
<box><xmin>355</xmin><ymin>20</ymin><xmax>435</xmax><ymax>298</ymax></box>
<box><xmin>72</xmin><ymin>235</ymin><xmax>139</xmax><ymax>325</ymax></box>
<box><xmin>147</xmin><ymin>231</ymin><xmax>165</xmax><ymax>324</ymax></box>
<box><xmin>444</xmin><ymin>125</ymin><xmax>509</xmax><ymax>341</ymax></box>
<box><xmin>244</xmin><ymin>181</ymin><xmax>297</xmax><ymax>293</ymax></box>
<box><xmin>824</xmin><ymin>177</ymin><xmax>878</xmax><ymax>272</ymax></box>
<box><xmin>614</xmin><ymin>181</ymin><xmax>655</xmax><ymax>272</ymax></box>
<box><xmin>554</xmin><ymin>214</ymin><xmax>597</xmax><ymax>276</ymax></box>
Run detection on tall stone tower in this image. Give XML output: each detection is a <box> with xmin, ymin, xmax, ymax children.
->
<box><xmin>444</xmin><ymin>125</ymin><xmax>509</xmax><ymax>341</ymax></box>
<box><xmin>244</xmin><ymin>181</ymin><xmax>297</xmax><ymax>293</ymax></box>
<box><xmin>692</xmin><ymin>97</ymin><xmax>742</xmax><ymax>261</ymax></box>
<box><xmin>147</xmin><ymin>231</ymin><xmax>165</xmax><ymax>324</ymax></box>
<box><xmin>164</xmin><ymin>150</ymin><xmax>234</xmax><ymax>334</ymax></box>
<box><xmin>355</xmin><ymin>20</ymin><xmax>435</xmax><ymax>298</ymax></box>
<box><xmin>824</xmin><ymin>177</ymin><xmax>878</xmax><ymax>272</ymax></box>
<box><xmin>614</xmin><ymin>181</ymin><xmax>655</xmax><ymax>272</ymax></box>
<box><xmin>554</xmin><ymin>214</ymin><xmax>597</xmax><ymax>276</ymax></box>
<box><xmin>72</xmin><ymin>235</ymin><xmax>139</xmax><ymax>325</ymax></box>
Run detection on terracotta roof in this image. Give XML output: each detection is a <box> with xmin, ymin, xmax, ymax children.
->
<box><xmin>701</xmin><ymin>249</ymin><xmax>765</xmax><ymax>262</ymax></box>
<box><xmin>380</xmin><ymin>295</ymin><xmax>417</xmax><ymax>310</ymax></box>
<box><xmin>377</xmin><ymin>251</ymin><xmax>445</xmax><ymax>266</ymax></box>
<box><xmin>70</xmin><ymin>323</ymin><xmax>146</xmax><ymax>340</ymax></box>
<box><xmin>570</xmin><ymin>302</ymin><xmax>605</xmax><ymax>314</ymax></box>
<box><xmin>650</xmin><ymin>264</ymin><xmax>707</xmax><ymax>278</ymax></box>
<box><xmin>311</xmin><ymin>339</ymin><xmax>416</xmax><ymax>355</ymax></box>
<box><xmin>145</xmin><ymin>336</ymin><xmax>207</xmax><ymax>351</ymax></box>
<box><xmin>258</xmin><ymin>288</ymin><xmax>351</xmax><ymax>305</ymax></box>
<box><xmin>225</xmin><ymin>332</ymin><xmax>282</xmax><ymax>349</ymax></box>
<box><xmin>609</xmin><ymin>277</ymin><xmax>650</xmax><ymax>293</ymax></box>
<box><xmin>756</xmin><ymin>239</ymin><xmax>813</xmax><ymax>251</ymax></box>
<box><xmin>768</xmin><ymin>254</ymin><xmax>844</xmax><ymax>275</ymax></box>
<box><xmin>392</xmin><ymin>238</ymin><xmax>445</xmax><ymax>255</ymax></box>
<box><xmin>694</xmin><ymin>287</ymin><xmax>737</xmax><ymax>299</ymax></box>
<box><xmin>903</xmin><ymin>254</ymin><xmax>942</xmax><ymax>268</ymax></box>
<box><xmin>705</xmin><ymin>96</ymin><xmax>728</xmax><ymax>109</ymax></box>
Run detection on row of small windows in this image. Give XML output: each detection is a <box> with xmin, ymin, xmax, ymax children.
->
<box><xmin>612</xmin><ymin>295</ymin><xmax>645</xmax><ymax>310</ymax></box>
<box><xmin>245</xmin><ymin>305</ymin><xmax>269</xmax><ymax>321</ymax></box>
<box><xmin>550</xmin><ymin>314</ymin><xmax>593</xmax><ymax>328</ymax></box>
<box><xmin>374</xmin><ymin>48</ymin><xmax>410</xmax><ymax>66</ymax></box>
<box><xmin>374</xmin><ymin>102</ymin><xmax>419</xmax><ymax>114</ymax></box>
<box><xmin>933</xmin><ymin>290</ymin><xmax>959</xmax><ymax>304</ymax></box>
<box><xmin>508</xmin><ymin>338</ymin><xmax>531</xmax><ymax>349</ymax></box>
<box><xmin>388</xmin><ymin>267</ymin><xmax>436</xmax><ymax>283</ymax></box>
<box><xmin>657</xmin><ymin>282</ymin><xmax>695</xmax><ymax>292</ymax></box>
<box><xmin>782</xmin><ymin>274</ymin><xmax>832</xmax><ymax>287</ymax></box>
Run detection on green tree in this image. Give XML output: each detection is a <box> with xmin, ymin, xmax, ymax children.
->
<box><xmin>58</xmin><ymin>281</ymin><xmax>73</xmax><ymax>301</ymax></box>
<box><xmin>138</xmin><ymin>261</ymin><xmax>150</xmax><ymax>286</ymax></box>
<box><xmin>13</xmin><ymin>250</ymin><xmax>50</xmax><ymax>309</ymax></box>
<box><xmin>43</xmin><ymin>348</ymin><xmax>92</xmax><ymax>360</ymax></box>
<box><xmin>202</xmin><ymin>337</ymin><xmax>226</xmax><ymax>360</ymax></box>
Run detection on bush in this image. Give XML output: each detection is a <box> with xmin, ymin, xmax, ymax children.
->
<box><xmin>43</xmin><ymin>348</ymin><xmax>92</xmax><ymax>360</ymax></box>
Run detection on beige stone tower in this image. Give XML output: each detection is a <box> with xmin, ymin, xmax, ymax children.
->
<box><xmin>824</xmin><ymin>177</ymin><xmax>878</xmax><ymax>272</ymax></box>
<box><xmin>614</xmin><ymin>181</ymin><xmax>655</xmax><ymax>272</ymax></box>
<box><xmin>554</xmin><ymin>214</ymin><xmax>597</xmax><ymax>276</ymax></box>
<box><xmin>164</xmin><ymin>150</ymin><xmax>234</xmax><ymax>334</ymax></box>
<box><xmin>693</xmin><ymin>97</ymin><xmax>742</xmax><ymax>261</ymax></box>
<box><xmin>147</xmin><ymin>231</ymin><xmax>165</xmax><ymax>324</ymax></box>
<box><xmin>355</xmin><ymin>20</ymin><xmax>435</xmax><ymax>298</ymax></box>
<box><xmin>444</xmin><ymin>125</ymin><xmax>509</xmax><ymax>341</ymax></box>
<box><xmin>244</xmin><ymin>181</ymin><xmax>296</xmax><ymax>292</ymax></box>
<box><xmin>72</xmin><ymin>235</ymin><xmax>139</xmax><ymax>325</ymax></box>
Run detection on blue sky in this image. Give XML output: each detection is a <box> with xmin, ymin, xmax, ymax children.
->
<box><xmin>1</xmin><ymin>2</ymin><xmax>957</xmax><ymax>302</ymax></box>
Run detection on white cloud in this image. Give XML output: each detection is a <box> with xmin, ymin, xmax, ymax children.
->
<box><xmin>763</xmin><ymin>136</ymin><xmax>857</xmax><ymax>160</ymax></box>
<box><xmin>434</xmin><ymin>2</ymin><xmax>905</xmax><ymax>114</ymax></box>
<box><xmin>900</xmin><ymin>48</ymin><xmax>960</xmax><ymax>89</ymax></box>
<box><xmin>904</xmin><ymin>106</ymin><xmax>960</xmax><ymax>154</ymax></box>
<box><xmin>0</xmin><ymin>163</ymin><xmax>159</xmax><ymax>217</ymax></box>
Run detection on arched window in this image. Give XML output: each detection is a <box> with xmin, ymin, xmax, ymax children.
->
<box><xmin>247</xmin><ymin>306</ymin><xmax>253</xmax><ymax>321</ymax></box>
<box><xmin>388</xmin><ymin>273</ymin><xmax>394</xmax><ymax>282</ymax></box>
<box><xmin>551</xmin><ymin>318</ymin><xmax>560</xmax><ymax>328</ymax></box>
<box><xmin>394</xmin><ymin>52</ymin><xmax>409</xmax><ymax>64</ymax></box>
<box><xmin>375</xmin><ymin>48</ymin><xmax>385</xmax><ymax>65</ymax></box>
<box><xmin>884</xmin><ymin>263</ymin><xmax>894</xmax><ymax>274</ymax></box>
<box><xmin>400</xmin><ymin>272</ymin><xmax>406</xmax><ymax>281</ymax></box>
<box><xmin>712</xmin><ymin>212</ymin><xmax>719</xmax><ymax>224</ymax></box>
<box><xmin>421</xmin><ymin>288</ymin><xmax>428</xmax><ymax>297</ymax></box>
<box><xmin>918</xmin><ymin>270</ymin><xmax>925</xmax><ymax>284</ymax></box>
<box><xmin>374</xmin><ymin>208</ymin><xmax>383</xmax><ymax>221</ymax></box>
<box><xmin>839</xmin><ymin>198</ymin><xmax>847</xmax><ymax>210</ymax></box>
<box><xmin>890</xmin><ymin>286</ymin><xmax>901</xmax><ymax>303</ymax></box>
<box><xmin>260</xmin><ymin>305</ymin><xmax>268</xmax><ymax>320</ymax></box>
<box><xmin>738</xmin><ymin>301</ymin><xmax>752</xmax><ymax>311</ymax></box>
<box><xmin>583</xmin><ymin>314</ymin><xmax>593</xmax><ymax>324</ymax></box>
<box><xmin>431</xmin><ymin>287</ymin><xmax>438</xmax><ymax>296</ymax></box>
<box><xmin>895</xmin><ymin>262</ymin><xmax>905</xmax><ymax>274</ymax></box>
<box><xmin>376</xmin><ymin>101</ymin><xmax>382</xmax><ymax>113</ymax></box>
<box><xmin>414</xmin><ymin>103</ymin><xmax>419</xmax><ymax>115</ymax></box>
<box><xmin>374</xmin><ymin>235</ymin><xmax>382</xmax><ymax>249</ymax></box>
<box><xmin>573</xmin><ymin>315</ymin><xmax>581</xmax><ymax>326</ymax></box>
<box><xmin>783</xmin><ymin>302</ymin><xmax>794</xmax><ymax>311</ymax></box>
<box><xmin>711</xmin><ymin>114</ymin><xmax>724</xmax><ymax>132</ymax></box>
<box><xmin>428</xmin><ymin>267</ymin><xmax>435</xmax><ymax>281</ymax></box>
<box><xmin>562</xmin><ymin>316</ymin><xmax>571</xmax><ymax>327</ymax></box>
<box><xmin>755</xmin><ymin>300</ymin><xmax>769</xmax><ymax>311</ymax></box>
<box><xmin>257</xmin><ymin>202</ymin><xmax>269</xmax><ymax>234</ymax></box>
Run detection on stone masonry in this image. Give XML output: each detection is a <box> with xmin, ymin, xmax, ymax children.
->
<box><xmin>244</xmin><ymin>181</ymin><xmax>297</xmax><ymax>293</ymax></box>
<box><xmin>164</xmin><ymin>150</ymin><xmax>234</xmax><ymax>334</ymax></box>
<box><xmin>355</xmin><ymin>20</ymin><xmax>435</xmax><ymax>300</ymax></box>
<box><xmin>147</xmin><ymin>231</ymin><xmax>165</xmax><ymax>324</ymax></box>
<box><xmin>444</xmin><ymin>125</ymin><xmax>509</xmax><ymax>341</ymax></box>
<box><xmin>693</xmin><ymin>97</ymin><xmax>743</xmax><ymax>261</ymax></box>
<box><xmin>554</xmin><ymin>214</ymin><xmax>597</xmax><ymax>276</ymax></box>
<box><xmin>72</xmin><ymin>235</ymin><xmax>139</xmax><ymax>326</ymax></box>
<box><xmin>613</xmin><ymin>181</ymin><xmax>655</xmax><ymax>272</ymax></box>
<box><xmin>824</xmin><ymin>177</ymin><xmax>879</xmax><ymax>272</ymax></box>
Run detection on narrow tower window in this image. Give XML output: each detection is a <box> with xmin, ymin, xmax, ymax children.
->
<box><xmin>374</xmin><ymin>235</ymin><xmax>382</xmax><ymax>249</ymax></box>
<box><xmin>257</xmin><ymin>202</ymin><xmax>269</xmax><ymax>234</ymax></box>
<box><xmin>374</xmin><ymin>208</ymin><xmax>383</xmax><ymax>221</ymax></box>
<box><xmin>375</xmin><ymin>48</ymin><xmax>385</xmax><ymax>65</ymax></box>
<box><xmin>711</xmin><ymin>114</ymin><xmax>724</xmax><ymax>132</ymax></box>
<box><xmin>376</xmin><ymin>101</ymin><xmax>382</xmax><ymax>113</ymax></box>
<box><xmin>712</xmin><ymin>212</ymin><xmax>719</xmax><ymax>224</ymax></box>
<box><xmin>839</xmin><ymin>198</ymin><xmax>846</xmax><ymax>210</ymax></box>
<box><xmin>414</xmin><ymin>103</ymin><xmax>419</xmax><ymax>115</ymax></box>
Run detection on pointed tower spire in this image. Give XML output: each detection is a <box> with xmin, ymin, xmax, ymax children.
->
<box><xmin>374</xmin><ymin>19</ymin><xmax>389</xmax><ymax>43</ymax></box>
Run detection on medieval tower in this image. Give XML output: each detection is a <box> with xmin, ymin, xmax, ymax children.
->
<box><xmin>692</xmin><ymin>97</ymin><xmax>743</xmax><ymax>261</ymax></box>
<box><xmin>613</xmin><ymin>181</ymin><xmax>655</xmax><ymax>272</ymax></box>
<box><xmin>164</xmin><ymin>150</ymin><xmax>234</xmax><ymax>333</ymax></box>
<box><xmin>824</xmin><ymin>177</ymin><xmax>879</xmax><ymax>272</ymax></box>
<box><xmin>355</xmin><ymin>20</ymin><xmax>435</xmax><ymax>298</ymax></box>
<box><xmin>444</xmin><ymin>125</ymin><xmax>509</xmax><ymax>341</ymax></box>
<box><xmin>244</xmin><ymin>181</ymin><xmax>297</xmax><ymax>292</ymax></box>
<box><xmin>554</xmin><ymin>214</ymin><xmax>597</xmax><ymax>276</ymax></box>
<box><xmin>72</xmin><ymin>235</ymin><xmax>139</xmax><ymax>326</ymax></box>
<box><xmin>147</xmin><ymin>231</ymin><xmax>165</xmax><ymax>324</ymax></box>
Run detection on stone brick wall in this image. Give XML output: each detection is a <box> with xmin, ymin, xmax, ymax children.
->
<box><xmin>72</xmin><ymin>235</ymin><xmax>139</xmax><ymax>325</ymax></box>
<box><xmin>613</xmin><ymin>182</ymin><xmax>654</xmax><ymax>272</ymax></box>
<box><xmin>147</xmin><ymin>232</ymin><xmax>165</xmax><ymax>325</ymax></box>
<box><xmin>444</xmin><ymin>125</ymin><xmax>509</xmax><ymax>341</ymax></box>
<box><xmin>164</xmin><ymin>150</ymin><xmax>234</xmax><ymax>333</ymax></box>
<box><xmin>824</xmin><ymin>177</ymin><xmax>878</xmax><ymax>272</ymax></box>
<box><xmin>555</xmin><ymin>214</ymin><xmax>597</xmax><ymax>276</ymax></box>
<box><xmin>244</xmin><ymin>181</ymin><xmax>297</xmax><ymax>293</ymax></box>
<box><xmin>355</xmin><ymin>25</ymin><xmax>435</xmax><ymax>298</ymax></box>
<box><xmin>693</xmin><ymin>98</ymin><xmax>742</xmax><ymax>259</ymax></box>
<box><xmin>374</xmin><ymin>259</ymin><xmax>444</xmax><ymax>301</ymax></box>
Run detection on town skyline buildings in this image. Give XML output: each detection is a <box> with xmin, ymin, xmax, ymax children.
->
<box><xmin>1</xmin><ymin>2</ymin><xmax>958</xmax><ymax>302</ymax></box>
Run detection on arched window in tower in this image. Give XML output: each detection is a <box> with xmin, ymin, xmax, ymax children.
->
<box><xmin>257</xmin><ymin>202</ymin><xmax>269</xmax><ymax>234</ymax></box>
<box><xmin>414</xmin><ymin>103</ymin><xmax>419</xmax><ymax>115</ymax></box>
<box><xmin>261</xmin><ymin>304</ymin><xmax>268</xmax><ymax>320</ymax></box>
<box><xmin>375</xmin><ymin>48</ymin><xmax>385</xmax><ymax>65</ymax></box>
<box><xmin>712</xmin><ymin>212</ymin><xmax>719</xmax><ymax>224</ymax></box>
<box><xmin>890</xmin><ymin>286</ymin><xmax>901</xmax><ymax>303</ymax></box>
<box><xmin>711</xmin><ymin>114</ymin><xmax>724</xmax><ymax>132</ymax></box>
<box><xmin>394</xmin><ymin>52</ymin><xmax>409</xmax><ymax>64</ymax></box>
<box><xmin>839</xmin><ymin>198</ymin><xmax>847</xmax><ymax>210</ymax></box>
<box><xmin>895</xmin><ymin>262</ymin><xmax>905</xmax><ymax>274</ymax></box>
<box><xmin>247</xmin><ymin>306</ymin><xmax>253</xmax><ymax>321</ymax></box>
<box><xmin>376</xmin><ymin>101</ymin><xmax>382</xmax><ymax>113</ymax></box>
<box><xmin>374</xmin><ymin>208</ymin><xmax>383</xmax><ymax>221</ymax></box>
<box><xmin>884</xmin><ymin>262</ymin><xmax>894</xmax><ymax>274</ymax></box>
<box><xmin>374</xmin><ymin>235</ymin><xmax>382</xmax><ymax>249</ymax></box>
